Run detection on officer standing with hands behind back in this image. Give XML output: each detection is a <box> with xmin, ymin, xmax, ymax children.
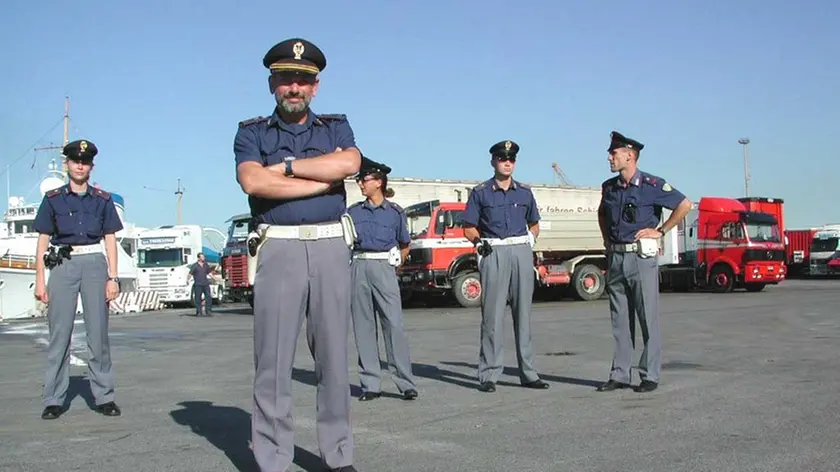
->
<box><xmin>234</xmin><ymin>37</ymin><xmax>361</xmax><ymax>472</ymax></box>
<box><xmin>347</xmin><ymin>156</ymin><xmax>418</xmax><ymax>402</ymax></box>
<box><xmin>462</xmin><ymin>140</ymin><xmax>549</xmax><ymax>394</ymax></box>
<box><xmin>32</xmin><ymin>139</ymin><xmax>124</xmax><ymax>420</ymax></box>
<box><xmin>597</xmin><ymin>131</ymin><xmax>691</xmax><ymax>394</ymax></box>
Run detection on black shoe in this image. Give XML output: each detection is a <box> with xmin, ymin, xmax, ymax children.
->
<box><xmin>477</xmin><ymin>381</ymin><xmax>496</xmax><ymax>393</ymax></box>
<box><xmin>596</xmin><ymin>379</ymin><xmax>631</xmax><ymax>392</ymax></box>
<box><xmin>358</xmin><ymin>392</ymin><xmax>381</xmax><ymax>402</ymax></box>
<box><xmin>522</xmin><ymin>379</ymin><xmax>550</xmax><ymax>390</ymax></box>
<box><xmin>403</xmin><ymin>389</ymin><xmax>418</xmax><ymax>400</ymax></box>
<box><xmin>330</xmin><ymin>466</ymin><xmax>358</xmax><ymax>472</ymax></box>
<box><xmin>634</xmin><ymin>380</ymin><xmax>658</xmax><ymax>393</ymax></box>
<box><xmin>41</xmin><ymin>405</ymin><xmax>64</xmax><ymax>420</ymax></box>
<box><xmin>96</xmin><ymin>401</ymin><xmax>121</xmax><ymax>416</ymax></box>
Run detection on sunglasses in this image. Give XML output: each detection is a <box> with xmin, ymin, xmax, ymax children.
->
<box><xmin>622</xmin><ymin>203</ymin><xmax>637</xmax><ymax>224</ymax></box>
<box><xmin>494</xmin><ymin>156</ymin><xmax>516</xmax><ymax>163</ymax></box>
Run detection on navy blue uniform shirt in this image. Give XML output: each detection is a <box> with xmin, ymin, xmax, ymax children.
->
<box><xmin>233</xmin><ymin>109</ymin><xmax>358</xmax><ymax>225</ymax></box>
<box><xmin>600</xmin><ymin>170</ymin><xmax>687</xmax><ymax>244</ymax></box>
<box><xmin>348</xmin><ymin>199</ymin><xmax>410</xmax><ymax>252</ymax></box>
<box><xmin>32</xmin><ymin>184</ymin><xmax>124</xmax><ymax>246</ymax></box>
<box><xmin>462</xmin><ymin>178</ymin><xmax>540</xmax><ymax>239</ymax></box>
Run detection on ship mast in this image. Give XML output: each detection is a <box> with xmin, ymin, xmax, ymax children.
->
<box><xmin>33</xmin><ymin>96</ymin><xmax>71</xmax><ymax>183</ymax></box>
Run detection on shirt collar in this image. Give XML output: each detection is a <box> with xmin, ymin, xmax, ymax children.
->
<box><xmin>617</xmin><ymin>170</ymin><xmax>641</xmax><ymax>188</ymax></box>
<box><xmin>488</xmin><ymin>178</ymin><xmax>518</xmax><ymax>191</ymax></box>
<box><xmin>364</xmin><ymin>199</ymin><xmax>390</xmax><ymax>210</ymax></box>
<box><xmin>62</xmin><ymin>184</ymin><xmax>92</xmax><ymax>197</ymax></box>
<box><xmin>267</xmin><ymin>107</ymin><xmax>323</xmax><ymax>133</ymax></box>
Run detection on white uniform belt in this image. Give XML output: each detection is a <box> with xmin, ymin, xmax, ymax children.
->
<box><xmin>70</xmin><ymin>244</ymin><xmax>103</xmax><ymax>255</ymax></box>
<box><xmin>353</xmin><ymin>251</ymin><xmax>390</xmax><ymax>260</ymax></box>
<box><xmin>482</xmin><ymin>235</ymin><xmax>530</xmax><ymax>246</ymax></box>
<box><xmin>263</xmin><ymin>222</ymin><xmax>343</xmax><ymax>240</ymax></box>
<box><xmin>610</xmin><ymin>242</ymin><xmax>639</xmax><ymax>253</ymax></box>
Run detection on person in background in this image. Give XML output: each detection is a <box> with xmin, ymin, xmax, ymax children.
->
<box><xmin>347</xmin><ymin>156</ymin><xmax>418</xmax><ymax>402</ymax></box>
<box><xmin>187</xmin><ymin>252</ymin><xmax>214</xmax><ymax>316</ymax></box>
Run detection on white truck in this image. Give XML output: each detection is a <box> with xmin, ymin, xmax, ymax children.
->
<box><xmin>135</xmin><ymin>224</ymin><xmax>228</xmax><ymax>307</ymax></box>
<box><xmin>808</xmin><ymin>224</ymin><xmax>840</xmax><ymax>276</ymax></box>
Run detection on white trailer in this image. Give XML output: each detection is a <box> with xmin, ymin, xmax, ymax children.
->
<box><xmin>135</xmin><ymin>224</ymin><xmax>227</xmax><ymax>307</ymax></box>
<box><xmin>809</xmin><ymin>224</ymin><xmax>840</xmax><ymax>276</ymax></box>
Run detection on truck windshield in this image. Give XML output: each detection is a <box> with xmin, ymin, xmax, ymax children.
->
<box><xmin>745</xmin><ymin>223</ymin><xmax>781</xmax><ymax>243</ymax></box>
<box><xmin>138</xmin><ymin>248</ymin><xmax>184</xmax><ymax>268</ymax></box>
<box><xmin>404</xmin><ymin>201</ymin><xmax>435</xmax><ymax>238</ymax></box>
<box><xmin>228</xmin><ymin>220</ymin><xmax>250</xmax><ymax>242</ymax></box>
<box><xmin>811</xmin><ymin>237</ymin><xmax>839</xmax><ymax>253</ymax></box>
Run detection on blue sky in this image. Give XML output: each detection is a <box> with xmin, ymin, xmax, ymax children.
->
<box><xmin>1</xmin><ymin>0</ymin><xmax>837</xmax><ymax>232</ymax></box>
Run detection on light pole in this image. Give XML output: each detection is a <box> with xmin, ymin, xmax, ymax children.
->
<box><xmin>738</xmin><ymin>138</ymin><xmax>750</xmax><ymax>197</ymax></box>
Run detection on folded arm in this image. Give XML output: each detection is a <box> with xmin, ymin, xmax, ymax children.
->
<box><xmin>237</xmin><ymin>162</ymin><xmax>333</xmax><ymax>199</ymax></box>
<box><xmin>290</xmin><ymin>147</ymin><xmax>362</xmax><ymax>183</ymax></box>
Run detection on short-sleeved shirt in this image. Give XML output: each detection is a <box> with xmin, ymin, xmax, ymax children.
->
<box><xmin>600</xmin><ymin>170</ymin><xmax>687</xmax><ymax>244</ymax></box>
<box><xmin>190</xmin><ymin>261</ymin><xmax>212</xmax><ymax>286</ymax></box>
<box><xmin>462</xmin><ymin>178</ymin><xmax>540</xmax><ymax>239</ymax></box>
<box><xmin>32</xmin><ymin>184</ymin><xmax>124</xmax><ymax>246</ymax></box>
<box><xmin>233</xmin><ymin>109</ymin><xmax>359</xmax><ymax>226</ymax></box>
<box><xmin>347</xmin><ymin>199</ymin><xmax>410</xmax><ymax>252</ymax></box>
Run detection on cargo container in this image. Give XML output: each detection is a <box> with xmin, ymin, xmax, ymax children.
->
<box><xmin>784</xmin><ymin>228</ymin><xmax>816</xmax><ymax>276</ymax></box>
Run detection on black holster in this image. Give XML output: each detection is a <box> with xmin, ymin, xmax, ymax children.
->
<box><xmin>43</xmin><ymin>245</ymin><xmax>71</xmax><ymax>269</ymax></box>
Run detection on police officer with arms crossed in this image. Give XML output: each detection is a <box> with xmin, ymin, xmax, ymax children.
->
<box><xmin>348</xmin><ymin>157</ymin><xmax>418</xmax><ymax>402</ymax></box>
<box><xmin>233</xmin><ymin>37</ymin><xmax>361</xmax><ymax>472</ymax></box>
<box><xmin>462</xmin><ymin>140</ymin><xmax>550</xmax><ymax>393</ymax></box>
<box><xmin>32</xmin><ymin>139</ymin><xmax>123</xmax><ymax>420</ymax></box>
<box><xmin>597</xmin><ymin>131</ymin><xmax>691</xmax><ymax>394</ymax></box>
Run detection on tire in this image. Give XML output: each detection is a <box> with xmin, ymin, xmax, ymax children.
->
<box><xmin>571</xmin><ymin>264</ymin><xmax>606</xmax><ymax>301</ymax></box>
<box><xmin>744</xmin><ymin>283</ymin><xmax>766</xmax><ymax>293</ymax></box>
<box><xmin>452</xmin><ymin>271</ymin><xmax>482</xmax><ymax>308</ymax></box>
<box><xmin>709</xmin><ymin>264</ymin><xmax>735</xmax><ymax>293</ymax></box>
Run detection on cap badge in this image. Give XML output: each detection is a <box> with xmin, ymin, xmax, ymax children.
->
<box><xmin>80</xmin><ymin>141</ymin><xmax>88</xmax><ymax>153</ymax></box>
<box><xmin>504</xmin><ymin>140</ymin><xmax>512</xmax><ymax>151</ymax></box>
<box><xmin>293</xmin><ymin>42</ymin><xmax>304</xmax><ymax>60</ymax></box>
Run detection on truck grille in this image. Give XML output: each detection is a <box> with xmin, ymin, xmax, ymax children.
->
<box><xmin>743</xmin><ymin>249</ymin><xmax>786</xmax><ymax>263</ymax></box>
<box><xmin>148</xmin><ymin>273</ymin><xmax>170</xmax><ymax>288</ymax></box>
<box><xmin>406</xmin><ymin>248</ymin><xmax>432</xmax><ymax>266</ymax></box>
<box><xmin>224</xmin><ymin>255</ymin><xmax>249</xmax><ymax>287</ymax></box>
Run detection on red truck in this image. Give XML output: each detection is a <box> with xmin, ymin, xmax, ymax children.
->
<box><xmin>220</xmin><ymin>213</ymin><xmax>254</xmax><ymax>308</ymax></box>
<box><xmin>784</xmin><ymin>228</ymin><xmax>817</xmax><ymax>277</ymax></box>
<box><xmin>659</xmin><ymin>197</ymin><xmax>786</xmax><ymax>292</ymax></box>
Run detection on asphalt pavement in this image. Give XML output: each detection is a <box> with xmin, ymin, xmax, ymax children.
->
<box><xmin>1</xmin><ymin>279</ymin><xmax>838</xmax><ymax>472</ymax></box>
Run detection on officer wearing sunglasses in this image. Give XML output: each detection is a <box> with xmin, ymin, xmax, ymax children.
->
<box><xmin>597</xmin><ymin>131</ymin><xmax>691</xmax><ymax>393</ymax></box>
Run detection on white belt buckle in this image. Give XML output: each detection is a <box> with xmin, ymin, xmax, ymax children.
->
<box><xmin>298</xmin><ymin>225</ymin><xmax>318</xmax><ymax>241</ymax></box>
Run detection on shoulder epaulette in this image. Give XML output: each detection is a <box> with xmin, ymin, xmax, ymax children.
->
<box><xmin>348</xmin><ymin>200</ymin><xmax>364</xmax><ymax>210</ymax></box>
<box><xmin>317</xmin><ymin>114</ymin><xmax>347</xmax><ymax>121</ymax></box>
<box><xmin>238</xmin><ymin>116</ymin><xmax>268</xmax><ymax>128</ymax></box>
<box><xmin>94</xmin><ymin>188</ymin><xmax>112</xmax><ymax>200</ymax></box>
<box><xmin>46</xmin><ymin>188</ymin><xmax>62</xmax><ymax>198</ymax></box>
<box><xmin>601</xmin><ymin>176</ymin><xmax>617</xmax><ymax>188</ymax></box>
<box><xmin>516</xmin><ymin>180</ymin><xmax>531</xmax><ymax>190</ymax></box>
<box><xmin>641</xmin><ymin>173</ymin><xmax>660</xmax><ymax>186</ymax></box>
<box><xmin>472</xmin><ymin>181</ymin><xmax>487</xmax><ymax>191</ymax></box>
<box><xmin>388</xmin><ymin>201</ymin><xmax>404</xmax><ymax>213</ymax></box>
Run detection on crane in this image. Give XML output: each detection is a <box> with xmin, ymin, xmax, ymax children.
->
<box><xmin>551</xmin><ymin>162</ymin><xmax>574</xmax><ymax>186</ymax></box>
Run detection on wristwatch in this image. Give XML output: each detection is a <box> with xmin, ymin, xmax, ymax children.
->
<box><xmin>656</xmin><ymin>228</ymin><xmax>666</xmax><ymax>236</ymax></box>
<box><xmin>108</xmin><ymin>277</ymin><xmax>120</xmax><ymax>284</ymax></box>
<box><xmin>284</xmin><ymin>157</ymin><xmax>296</xmax><ymax>176</ymax></box>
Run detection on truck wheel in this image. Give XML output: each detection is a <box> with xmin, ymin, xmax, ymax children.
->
<box><xmin>571</xmin><ymin>264</ymin><xmax>606</xmax><ymax>301</ymax></box>
<box><xmin>452</xmin><ymin>271</ymin><xmax>482</xmax><ymax>308</ymax></box>
<box><xmin>744</xmin><ymin>283</ymin><xmax>766</xmax><ymax>293</ymax></box>
<box><xmin>709</xmin><ymin>265</ymin><xmax>734</xmax><ymax>293</ymax></box>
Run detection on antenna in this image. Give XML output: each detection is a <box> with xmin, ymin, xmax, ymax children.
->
<box><xmin>551</xmin><ymin>162</ymin><xmax>574</xmax><ymax>186</ymax></box>
<box><xmin>175</xmin><ymin>178</ymin><xmax>184</xmax><ymax>225</ymax></box>
<box><xmin>143</xmin><ymin>178</ymin><xmax>185</xmax><ymax>225</ymax></box>
<box><xmin>34</xmin><ymin>97</ymin><xmax>71</xmax><ymax>183</ymax></box>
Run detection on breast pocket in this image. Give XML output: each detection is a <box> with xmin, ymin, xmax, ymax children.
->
<box><xmin>486</xmin><ymin>203</ymin><xmax>507</xmax><ymax>223</ymax></box>
<box><xmin>87</xmin><ymin>210</ymin><xmax>103</xmax><ymax>236</ymax></box>
<box><xmin>54</xmin><ymin>212</ymin><xmax>75</xmax><ymax>235</ymax></box>
<box><xmin>300</xmin><ymin>147</ymin><xmax>327</xmax><ymax>159</ymax></box>
<box><xmin>373</xmin><ymin>225</ymin><xmax>397</xmax><ymax>245</ymax></box>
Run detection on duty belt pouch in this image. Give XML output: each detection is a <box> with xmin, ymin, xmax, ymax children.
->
<box><xmin>340</xmin><ymin>213</ymin><xmax>357</xmax><ymax>249</ymax></box>
<box><xmin>636</xmin><ymin>238</ymin><xmax>659</xmax><ymax>259</ymax></box>
<box><xmin>246</xmin><ymin>228</ymin><xmax>267</xmax><ymax>286</ymax></box>
<box><xmin>388</xmin><ymin>246</ymin><xmax>401</xmax><ymax>267</ymax></box>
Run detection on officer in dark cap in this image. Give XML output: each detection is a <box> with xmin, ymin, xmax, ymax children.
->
<box><xmin>347</xmin><ymin>157</ymin><xmax>418</xmax><ymax>403</ymax></box>
<box><xmin>32</xmin><ymin>139</ymin><xmax>124</xmax><ymax>420</ymax></box>
<box><xmin>234</xmin><ymin>37</ymin><xmax>362</xmax><ymax>472</ymax></box>
<box><xmin>597</xmin><ymin>131</ymin><xmax>691</xmax><ymax>393</ymax></box>
<box><xmin>462</xmin><ymin>140</ymin><xmax>549</xmax><ymax>393</ymax></box>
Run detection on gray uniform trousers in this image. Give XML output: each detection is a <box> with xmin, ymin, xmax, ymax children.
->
<box><xmin>43</xmin><ymin>252</ymin><xmax>115</xmax><ymax>407</ymax></box>
<box><xmin>251</xmin><ymin>236</ymin><xmax>354</xmax><ymax>472</ymax></box>
<box><xmin>350</xmin><ymin>258</ymin><xmax>416</xmax><ymax>394</ymax></box>
<box><xmin>605</xmin><ymin>251</ymin><xmax>662</xmax><ymax>383</ymax></box>
<box><xmin>477</xmin><ymin>242</ymin><xmax>541</xmax><ymax>384</ymax></box>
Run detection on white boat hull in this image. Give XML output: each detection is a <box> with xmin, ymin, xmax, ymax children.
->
<box><xmin>0</xmin><ymin>268</ymin><xmax>45</xmax><ymax>320</ymax></box>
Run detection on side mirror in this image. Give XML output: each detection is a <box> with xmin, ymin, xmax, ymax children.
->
<box><xmin>443</xmin><ymin>211</ymin><xmax>455</xmax><ymax>229</ymax></box>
